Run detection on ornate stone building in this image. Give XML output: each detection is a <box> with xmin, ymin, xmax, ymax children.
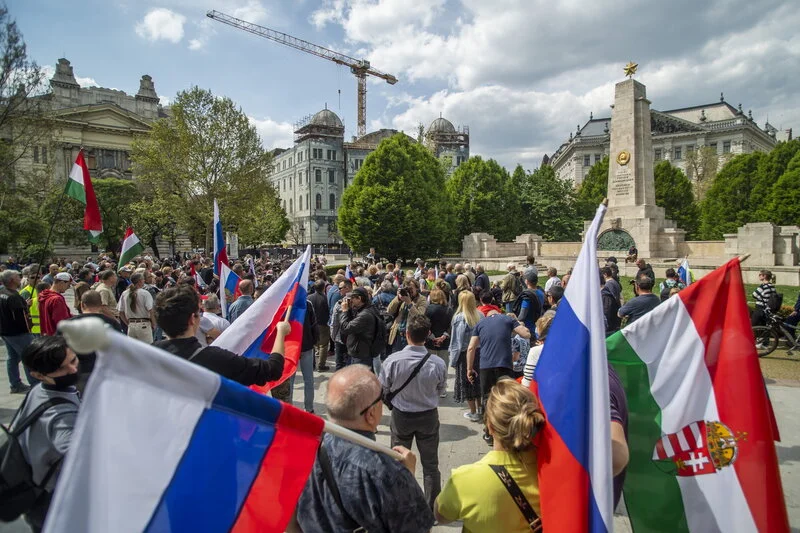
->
<box><xmin>270</xmin><ymin>111</ymin><xmax>469</xmax><ymax>246</ymax></box>
<box><xmin>550</xmin><ymin>95</ymin><xmax>788</xmax><ymax>187</ymax></box>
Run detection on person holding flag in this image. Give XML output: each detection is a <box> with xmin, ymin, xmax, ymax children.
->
<box><xmin>153</xmin><ymin>285</ymin><xmax>284</xmax><ymax>386</ymax></box>
<box><xmin>213</xmin><ymin>199</ymin><xmax>228</xmax><ymax>276</ymax></box>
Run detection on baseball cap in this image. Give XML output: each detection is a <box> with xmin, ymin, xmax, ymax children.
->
<box><xmin>54</xmin><ymin>272</ymin><xmax>73</xmax><ymax>282</ymax></box>
<box><xmin>119</xmin><ymin>266</ymin><xmax>133</xmax><ymax>273</ymax></box>
<box><xmin>351</xmin><ymin>287</ymin><xmax>370</xmax><ymax>301</ymax></box>
<box><xmin>415</xmin><ymin>258</ymin><xmax>423</xmax><ymax>264</ymax></box>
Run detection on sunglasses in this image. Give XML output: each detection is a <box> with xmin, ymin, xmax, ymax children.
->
<box><xmin>359</xmin><ymin>391</ymin><xmax>383</xmax><ymax>416</ymax></box>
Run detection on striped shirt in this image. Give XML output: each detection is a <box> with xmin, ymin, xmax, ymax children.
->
<box><xmin>753</xmin><ymin>283</ymin><xmax>776</xmax><ymax>309</ymax></box>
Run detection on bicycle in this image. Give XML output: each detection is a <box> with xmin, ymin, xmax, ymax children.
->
<box><xmin>752</xmin><ymin>309</ymin><xmax>800</xmax><ymax>357</ymax></box>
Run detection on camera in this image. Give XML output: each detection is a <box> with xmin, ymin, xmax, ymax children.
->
<box><xmin>398</xmin><ymin>288</ymin><xmax>409</xmax><ymax>298</ymax></box>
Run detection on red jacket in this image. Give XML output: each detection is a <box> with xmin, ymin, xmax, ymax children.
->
<box><xmin>38</xmin><ymin>289</ymin><xmax>71</xmax><ymax>336</ymax></box>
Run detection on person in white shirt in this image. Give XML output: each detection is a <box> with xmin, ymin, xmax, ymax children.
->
<box><xmin>544</xmin><ymin>267</ymin><xmax>561</xmax><ymax>293</ymax></box>
<box><xmin>117</xmin><ymin>273</ymin><xmax>154</xmax><ymax>343</ymax></box>
<box><xmin>195</xmin><ymin>295</ymin><xmax>229</xmax><ymax>347</ymax></box>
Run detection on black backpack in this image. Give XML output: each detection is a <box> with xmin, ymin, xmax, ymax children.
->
<box><xmin>767</xmin><ymin>292</ymin><xmax>783</xmax><ymax>313</ymax></box>
<box><xmin>0</xmin><ymin>396</ymin><xmax>73</xmax><ymax>521</ymax></box>
<box><xmin>512</xmin><ymin>290</ymin><xmax>540</xmax><ymax>320</ymax></box>
<box><xmin>512</xmin><ymin>273</ymin><xmax>524</xmax><ymax>297</ymax></box>
<box><xmin>369</xmin><ymin>307</ymin><xmax>389</xmax><ymax>357</ymax></box>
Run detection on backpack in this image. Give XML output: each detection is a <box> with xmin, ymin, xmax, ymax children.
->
<box><xmin>512</xmin><ymin>273</ymin><xmax>523</xmax><ymax>297</ymax></box>
<box><xmin>369</xmin><ymin>308</ymin><xmax>389</xmax><ymax>357</ymax></box>
<box><xmin>374</xmin><ymin>294</ymin><xmax>395</xmax><ymax>328</ymax></box>
<box><xmin>0</xmin><ymin>396</ymin><xmax>73</xmax><ymax>521</ymax></box>
<box><xmin>767</xmin><ymin>291</ymin><xmax>783</xmax><ymax>313</ymax></box>
<box><xmin>512</xmin><ymin>290</ymin><xmax>540</xmax><ymax>321</ymax></box>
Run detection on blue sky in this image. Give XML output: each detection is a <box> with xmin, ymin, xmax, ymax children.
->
<box><xmin>8</xmin><ymin>0</ymin><xmax>800</xmax><ymax>170</ymax></box>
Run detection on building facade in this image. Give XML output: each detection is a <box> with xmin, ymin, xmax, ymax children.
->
<box><xmin>270</xmin><ymin>110</ymin><xmax>470</xmax><ymax>246</ymax></box>
<box><xmin>550</xmin><ymin>95</ymin><xmax>789</xmax><ymax>187</ymax></box>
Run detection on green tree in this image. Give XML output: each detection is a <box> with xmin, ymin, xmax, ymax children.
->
<box><xmin>766</xmin><ymin>151</ymin><xmax>800</xmax><ymax>225</ymax></box>
<box><xmin>754</xmin><ymin>139</ymin><xmax>800</xmax><ymax>221</ymax></box>
<box><xmin>338</xmin><ymin>134</ymin><xmax>451</xmax><ymax>258</ymax></box>
<box><xmin>131</xmin><ymin>86</ymin><xmax>286</xmax><ymax>250</ymax></box>
<box><xmin>654</xmin><ymin>161</ymin><xmax>699</xmax><ymax>238</ymax></box>
<box><xmin>699</xmin><ymin>152</ymin><xmax>764</xmax><ymax>239</ymax></box>
<box><xmin>446</xmin><ymin>156</ymin><xmax>519</xmax><ymax>242</ymax></box>
<box><xmin>522</xmin><ymin>165</ymin><xmax>582</xmax><ymax>241</ymax></box>
<box><xmin>575</xmin><ymin>156</ymin><xmax>609</xmax><ymax>220</ymax></box>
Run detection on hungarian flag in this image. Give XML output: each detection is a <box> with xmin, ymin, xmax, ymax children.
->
<box><xmin>65</xmin><ymin>151</ymin><xmax>103</xmax><ymax>243</ymax></box>
<box><xmin>607</xmin><ymin>257</ymin><xmax>789</xmax><ymax>532</ymax></box>
<box><xmin>119</xmin><ymin>227</ymin><xmax>144</xmax><ymax>266</ymax></box>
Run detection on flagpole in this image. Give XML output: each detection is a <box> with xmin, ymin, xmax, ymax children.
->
<box><xmin>35</xmin><ymin>145</ymin><xmax>77</xmax><ymax>272</ymax></box>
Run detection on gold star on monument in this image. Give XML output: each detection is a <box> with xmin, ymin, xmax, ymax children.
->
<box><xmin>624</xmin><ymin>61</ymin><xmax>638</xmax><ymax>78</ymax></box>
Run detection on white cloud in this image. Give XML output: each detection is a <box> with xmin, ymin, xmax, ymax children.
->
<box><xmin>231</xmin><ymin>0</ymin><xmax>269</xmax><ymax>23</ymax></box>
<box><xmin>159</xmin><ymin>95</ymin><xmax>171</xmax><ymax>106</ymax></box>
<box><xmin>188</xmin><ymin>38</ymin><xmax>204</xmax><ymax>50</ymax></box>
<box><xmin>249</xmin><ymin>116</ymin><xmax>295</xmax><ymax>150</ymax></box>
<box><xmin>135</xmin><ymin>8</ymin><xmax>186</xmax><ymax>43</ymax></box>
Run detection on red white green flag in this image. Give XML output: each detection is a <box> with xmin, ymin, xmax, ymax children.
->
<box><xmin>119</xmin><ymin>227</ymin><xmax>144</xmax><ymax>267</ymax></box>
<box><xmin>607</xmin><ymin>257</ymin><xmax>789</xmax><ymax>532</ymax></box>
<box><xmin>65</xmin><ymin>151</ymin><xmax>103</xmax><ymax>243</ymax></box>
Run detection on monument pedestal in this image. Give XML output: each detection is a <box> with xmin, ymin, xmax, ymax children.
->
<box><xmin>591</xmin><ymin>77</ymin><xmax>686</xmax><ymax>259</ymax></box>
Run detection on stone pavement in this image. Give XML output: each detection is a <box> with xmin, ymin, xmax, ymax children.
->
<box><xmin>0</xmin><ymin>340</ymin><xmax>797</xmax><ymax>532</ymax></box>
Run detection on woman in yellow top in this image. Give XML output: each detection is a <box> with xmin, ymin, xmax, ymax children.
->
<box><xmin>434</xmin><ymin>378</ymin><xmax>544</xmax><ymax>532</ymax></box>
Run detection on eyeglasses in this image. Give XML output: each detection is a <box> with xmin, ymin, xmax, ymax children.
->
<box><xmin>359</xmin><ymin>391</ymin><xmax>383</xmax><ymax>416</ymax></box>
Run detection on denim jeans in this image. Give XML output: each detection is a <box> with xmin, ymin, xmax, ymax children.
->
<box><xmin>288</xmin><ymin>349</ymin><xmax>315</xmax><ymax>412</ymax></box>
<box><xmin>2</xmin><ymin>334</ymin><xmax>37</xmax><ymax>388</ymax></box>
<box><xmin>347</xmin><ymin>356</ymin><xmax>375</xmax><ymax>373</ymax></box>
<box><xmin>334</xmin><ymin>341</ymin><xmax>348</xmax><ymax>370</ymax></box>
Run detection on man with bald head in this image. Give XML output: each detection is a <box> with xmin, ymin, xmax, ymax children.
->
<box><xmin>227</xmin><ymin>279</ymin><xmax>255</xmax><ymax>323</ymax></box>
<box><xmin>294</xmin><ymin>365</ymin><xmax>434</xmax><ymax>533</ymax></box>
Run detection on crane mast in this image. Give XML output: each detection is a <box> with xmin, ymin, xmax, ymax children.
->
<box><xmin>207</xmin><ymin>10</ymin><xmax>398</xmax><ymax>138</ymax></box>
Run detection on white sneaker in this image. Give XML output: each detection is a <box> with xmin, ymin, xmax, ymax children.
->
<box><xmin>463</xmin><ymin>412</ymin><xmax>481</xmax><ymax>422</ymax></box>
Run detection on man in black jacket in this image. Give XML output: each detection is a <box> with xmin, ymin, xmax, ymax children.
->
<box><xmin>153</xmin><ymin>285</ymin><xmax>285</xmax><ymax>386</ymax></box>
<box><xmin>339</xmin><ymin>287</ymin><xmax>379</xmax><ymax>369</ymax></box>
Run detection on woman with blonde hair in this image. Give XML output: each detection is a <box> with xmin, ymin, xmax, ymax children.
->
<box><xmin>449</xmin><ymin>290</ymin><xmax>484</xmax><ymax>421</ymax></box>
<box><xmin>435</xmin><ymin>379</ymin><xmax>543</xmax><ymax>532</ymax></box>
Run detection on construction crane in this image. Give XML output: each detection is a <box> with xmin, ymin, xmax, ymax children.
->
<box><xmin>207</xmin><ymin>10</ymin><xmax>398</xmax><ymax>138</ymax></box>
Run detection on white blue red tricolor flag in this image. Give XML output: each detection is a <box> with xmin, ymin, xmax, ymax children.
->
<box><xmin>214</xmin><ymin>246</ymin><xmax>311</xmax><ymax>394</ymax></box>
<box><xmin>45</xmin><ymin>327</ymin><xmax>324</xmax><ymax>533</ymax></box>
<box><xmin>220</xmin><ymin>263</ymin><xmax>241</xmax><ymax>321</ymax></box>
<box><xmin>345</xmin><ymin>265</ymin><xmax>356</xmax><ymax>284</ymax></box>
<box><xmin>677</xmin><ymin>258</ymin><xmax>693</xmax><ymax>286</ymax></box>
<box><xmin>534</xmin><ymin>202</ymin><xmax>613</xmax><ymax>533</ymax></box>
<box><xmin>213</xmin><ymin>199</ymin><xmax>228</xmax><ymax>276</ymax></box>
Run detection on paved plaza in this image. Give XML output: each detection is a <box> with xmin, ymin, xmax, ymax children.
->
<box><xmin>1</xmin><ymin>336</ymin><xmax>798</xmax><ymax>532</ymax></box>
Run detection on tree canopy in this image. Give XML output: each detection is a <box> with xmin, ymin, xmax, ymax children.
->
<box><xmin>653</xmin><ymin>161</ymin><xmax>698</xmax><ymax>238</ymax></box>
<box><xmin>446</xmin><ymin>156</ymin><xmax>520</xmax><ymax>242</ymax></box>
<box><xmin>766</xmin><ymin>151</ymin><xmax>800</xmax><ymax>226</ymax></box>
<box><xmin>575</xmin><ymin>157</ymin><xmax>609</xmax><ymax>220</ymax></box>
<box><xmin>338</xmin><ymin>133</ymin><xmax>451</xmax><ymax>258</ymax></box>
<box><xmin>131</xmin><ymin>86</ymin><xmax>287</xmax><ymax>250</ymax></box>
<box><xmin>699</xmin><ymin>152</ymin><xmax>765</xmax><ymax>239</ymax></box>
<box><xmin>522</xmin><ymin>165</ymin><xmax>582</xmax><ymax>241</ymax></box>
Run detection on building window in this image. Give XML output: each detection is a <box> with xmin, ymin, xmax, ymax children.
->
<box><xmin>315</xmin><ymin>193</ymin><xmax>322</xmax><ymax>210</ymax></box>
<box><xmin>654</xmin><ymin>149</ymin><xmax>662</xmax><ymax>160</ymax></box>
<box><xmin>283</xmin><ymin>179</ymin><xmax>286</xmax><ymax>191</ymax></box>
<box><xmin>297</xmin><ymin>152</ymin><xmax>303</xmax><ymax>163</ymax></box>
<box><xmin>33</xmin><ymin>146</ymin><xmax>39</xmax><ymax>163</ymax></box>
<box><xmin>327</xmin><ymin>150</ymin><xmax>336</xmax><ymax>161</ymax></box>
<box><xmin>583</xmin><ymin>155</ymin><xmax>591</xmax><ymax>166</ymax></box>
<box><xmin>594</xmin><ymin>153</ymin><xmax>601</xmax><ymax>164</ymax></box>
<box><xmin>306</xmin><ymin>194</ymin><xmax>309</xmax><ymax>210</ymax></box>
<box><xmin>709</xmin><ymin>142</ymin><xmax>718</xmax><ymax>153</ymax></box>
<box><xmin>289</xmin><ymin>199</ymin><xmax>293</xmax><ymax>213</ymax></box>
<box><xmin>289</xmin><ymin>177</ymin><xmax>292</xmax><ymax>190</ymax></box>
<box><xmin>313</xmin><ymin>148</ymin><xmax>322</xmax><ymax>159</ymax></box>
<box><xmin>315</xmin><ymin>169</ymin><xmax>322</xmax><ymax>182</ymax></box>
<box><xmin>330</xmin><ymin>194</ymin><xmax>336</xmax><ymax>209</ymax></box>
<box><xmin>723</xmin><ymin>141</ymin><xmax>731</xmax><ymax>154</ymax></box>
<box><xmin>686</xmin><ymin>145</ymin><xmax>694</xmax><ymax>155</ymax></box>
<box><xmin>674</xmin><ymin>147</ymin><xmax>682</xmax><ymax>160</ymax></box>
<box><xmin>328</xmin><ymin>170</ymin><xmax>335</xmax><ymax>183</ymax></box>
<box><xmin>298</xmin><ymin>172</ymin><xmax>302</xmax><ymax>185</ymax></box>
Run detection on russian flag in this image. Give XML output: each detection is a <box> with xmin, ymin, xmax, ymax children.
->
<box><xmin>220</xmin><ymin>263</ymin><xmax>241</xmax><ymax>321</ymax></box>
<box><xmin>44</xmin><ymin>326</ymin><xmax>324</xmax><ymax>533</ymax></box>
<box><xmin>677</xmin><ymin>258</ymin><xmax>693</xmax><ymax>286</ymax></box>
<box><xmin>534</xmin><ymin>202</ymin><xmax>613</xmax><ymax>533</ymax></box>
<box><xmin>214</xmin><ymin>246</ymin><xmax>311</xmax><ymax>394</ymax></box>
<box><xmin>345</xmin><ymin>265</ymin><xmax>356</xmax><ymax>284</ymax></box>
<box><xmin>214</xmin><ymin>199</ymin><xmax>229</xmax><ymax>276</ymax></box>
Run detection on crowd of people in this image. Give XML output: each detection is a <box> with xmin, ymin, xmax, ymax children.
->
<box><xmin>0</xmin><ymin>249</ymin><xmax>789</xmax><ymax>532</ymax></box>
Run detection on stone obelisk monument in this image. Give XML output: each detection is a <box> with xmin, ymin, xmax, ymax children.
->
<box><xmin>594</xmin><ymin>63</ymin><xmax>685</xmax><ymax>258</ymax></box>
